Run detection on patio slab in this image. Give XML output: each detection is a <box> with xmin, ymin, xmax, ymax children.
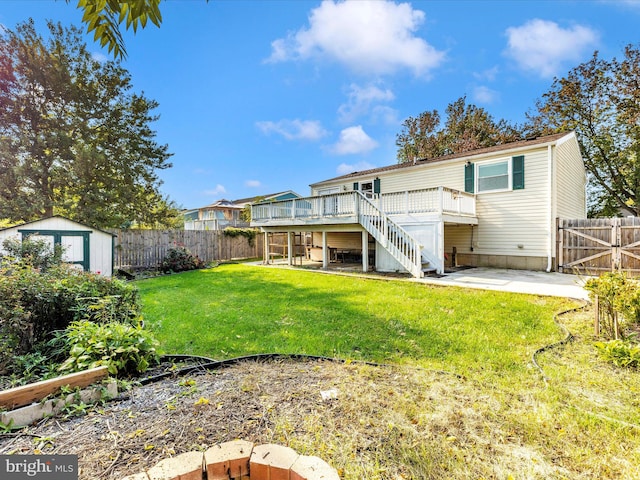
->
<box><xmin>418</xmin><ymin>267</ymin><xmax>591</xmax><ymax>300</ymax></box>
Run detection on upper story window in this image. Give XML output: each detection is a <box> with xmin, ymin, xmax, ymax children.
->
<box><xmin>478</xmin><ymin>160</ymin><xmax>509</xmax><ymax>192</ymax></box>
<box><xmin>464</xmin><ymin>155</ymin><xmax>524</xmax><ymax>194</ymax></box>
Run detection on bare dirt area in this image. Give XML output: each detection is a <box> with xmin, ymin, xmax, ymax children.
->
<box><xmin>0</xmin><ymin>357</ymin><xmax>634</xmax><ymax>479</ymax></box>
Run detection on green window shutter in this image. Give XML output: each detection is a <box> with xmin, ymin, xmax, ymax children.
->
<box><xmin>464</xmin><ymin>163</ymin><xmax>474</xmax><ymax>193</ymax></box>
<box><xmin>353</xmin><ymin>182</ymin><xmax>359</xmax><ymax>191</ymax></box>
<box><xmin>512</xmin><ymin>155</ymin><xmax>525</xmax><ymax>190</ymax></box>
<box><xmin>373</xmin><ymin>178</ymin><xmax>381</xmax><ymax>194</ymax></box>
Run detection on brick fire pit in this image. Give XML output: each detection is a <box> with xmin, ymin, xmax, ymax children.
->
<box><xmin>121</xmin><ymin>440</ymin><xmax>339</xmax><ymax>480</ymax></box>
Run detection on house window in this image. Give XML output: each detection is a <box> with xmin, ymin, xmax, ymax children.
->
<box><xmin>477</xmin><ymin>160</ymin><xmax>509</xmax><ymax>192</ymax></box>
<box><xmin>360</xmin><ymin>182</ymin><xmax>373</xmax><ymax>198</ymax></box>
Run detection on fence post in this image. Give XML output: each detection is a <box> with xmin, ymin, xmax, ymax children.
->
<box><xmin>594</xmin><ymin>295</ymin><xmax>600</xmax><ymax>336</ymax></box>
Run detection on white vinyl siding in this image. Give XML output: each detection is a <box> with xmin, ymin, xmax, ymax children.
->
<box><xmin>555</xmin><ymin>135</ymin><xmax>587</xmax><ymax>219</ymax></box>
<box><xmin>473</xmin><ymin>147</ymin><xmax>549</xmax><ymax>256</ymax></box>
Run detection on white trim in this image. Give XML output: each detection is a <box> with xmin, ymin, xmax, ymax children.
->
<box><xmin>475</xmin><ymin>157</ymin><xmax>512</xmax><ymax>194</ymax></box>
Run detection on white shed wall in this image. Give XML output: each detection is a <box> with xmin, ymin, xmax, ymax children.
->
<box><xmin>0</xmin><ymin>217</ymin><xmax>113</xmax><ymax>277</ymax></box>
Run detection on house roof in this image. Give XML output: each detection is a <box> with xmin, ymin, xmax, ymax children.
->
<box><xmin>233</xmin><ymin>190</ymin><xmax>301</xmax><ymax>205</ymax></box>
<box><xmin>310</xmin><ymin>131</ymin><xmax>574</xmax><ymax>187</ymax></box>
<box><xmin>0</xmin><ymin>215</ymin><xmax>116</xmax><ymax>236</ymax></box>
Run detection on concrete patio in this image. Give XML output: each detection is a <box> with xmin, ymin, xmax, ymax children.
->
<box><xmin>416</xmin><ymin>267</ymin><xmax>590</xmax><ymax>300</ymax></box>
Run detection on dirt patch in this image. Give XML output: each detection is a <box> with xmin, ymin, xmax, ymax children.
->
<box><xmin>0</xmin><ymin>358</ymin><xmax>584</xmax><ymax>479</ymax></box>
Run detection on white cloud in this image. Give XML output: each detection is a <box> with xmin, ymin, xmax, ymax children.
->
<box><xmin>505</xmin><ymin>19</ymin><xmax>599</xmax><ymax>78</ymax></box>
<box><xmin>336</xmin><ymin>160</ymin><xmax>377</xmax><ymax>175</ymax></box>
<box><xmin>91</xmin><ymin>52</ymin><xmax>108</xmax><ymax>63</ymax></box>
<box><xmin>245</xmin><ymin>180</ymin><xmax>261</xmax><ymax>188</ymax></box>
<box><xmin>473</xmin><ymin>66</ymin><xmax>500</xmax><ymax>82</ymax></box>
<box><xmin>338</xmin><ymin>83</ymin><xmax>395</xmax><ymax>123</ymax></box>
<box><xmin>203</xmin><ymin>184</ymin><xmax>226</xmax><ymax>196</ymax></box>
<box><xmin>256</xmin><ymin>119</ymin><xmax>328</xmax><ymax>141</ymax></box>
<box><xmin>266</xmin><ymin>0</ymin><xmax>446</xmax><ymax>76</ymax></box>
<box><xmin>472</xmin><ymin>85</ymin><xmax>499</xmax><ymax>104</ymax></box>
<box><xmin>330</xmin><ymin>126</ymin><xmax>379</xmax><ymax>155</ymax></box>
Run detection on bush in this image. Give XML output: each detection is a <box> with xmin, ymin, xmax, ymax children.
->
<box><xmin>0</xmin><ymin>264</ymin><xmax>141</xmax><ymax>375</ymax></box>
<box><xmin>160</xmin><ymin>245</ymin><xmax>204</xmax><ymax>273</ymax></box>
<box><xmin>0</xmin><ymin>236</ymin><xmax>63</xmax><ymax>271</ymax></box>
<box><xmin>594</xmin><ymin>339</ymin><xmax>640</xmax><ymax>368</ymax></box>
<box><xmin>584</xmin><ymin>271</ymin><xmax>640</xmax><ymax>338</ymax></box>
<box><xmin>58</xmin><ymin>320</ymin><xmax>160</xmax><ymax>376</ymax></box>
<box><xmin>223</xmin><ymin>227</ymin><xmax>258</xmax><ymax>246</ymax></box>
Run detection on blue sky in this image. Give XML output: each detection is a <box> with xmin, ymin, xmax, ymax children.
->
<box><xmin>1</xmin><ymin>1</ymin><xmax>639</xmax><ymax>209</ymax></box>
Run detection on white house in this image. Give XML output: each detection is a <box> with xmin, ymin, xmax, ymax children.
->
<box><xmin>0</xmin><ymin>216</ymin><xmax>115</xmax><ymax>277</ymax></box>
<box><xmin>183</xmin><ymin>191</ymin><xmax>301</xmax><ymax>230</ymax></box>
<box><xmin>250</xmin><ymin>132</ymin><xmax>586</xmax><ymax>277</ymax></box>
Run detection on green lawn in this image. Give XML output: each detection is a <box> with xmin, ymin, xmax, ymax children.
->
<box><xmin>135</xmin><ymin>264</ymin><xmax>640</xmax><ymax>479</ymax></box>
<box><xmin>137</xmin><ymin>264</ymin><xmax>574</xmax><ymax>378</ymax></box>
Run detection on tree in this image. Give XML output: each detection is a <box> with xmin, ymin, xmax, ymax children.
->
<box><xmin>68</xmin><ymin>0</ymin><xmax>162</xmax><ymax>60</ymax></box>
<box><xmin>529</xmin><ymin>45</ymin><xmax>640</xmax><ymax>217</ymax></box>
<box><xmin>0</xmin><ymin>20</ymin><xmax>178</xmax><ymax>228</ymax></box>
<box><xmin>396</xmin><ymin>97</ymin><xmax>522</xmax><ymax>163</ymax></box>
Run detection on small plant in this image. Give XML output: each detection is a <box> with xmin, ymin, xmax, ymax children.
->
<box><xmin>59</xmin><ymin>320</ymin><xmax>160</xmax><ymax>376</ymax></box>
<box><xmin>160</xmin><ymin>245</ymin><xmax>204</xmax><ymax>273</ymax></box>
<box><xmin>594</xmin><ymin>339</ymin><xmax>640</xmax><ymax>368</ymax></box>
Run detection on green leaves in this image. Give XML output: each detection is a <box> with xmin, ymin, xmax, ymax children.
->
<box><xmin>0</xmin><ymin>20</ymin><xmax>177</xmax><ymax>228</ymax></box>
<box><xmin>71</xmin><ymin>0</ymin><xmax>162</xmax><ymax>60</ymax></box>
<box><xmin>59</xmin><ymin>319</ymin><xmax>160</xmax><ymax>376</ymax></box>
<box><xmin>594</xmin><ymin>339</ymin><xmax>640</xmax><ymax>368</ymax></box>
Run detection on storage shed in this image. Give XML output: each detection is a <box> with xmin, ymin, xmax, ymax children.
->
<box><xmin>0</xmin><ymin>216</ymin><xmax>115</xmax><ymax>277</ymax></box>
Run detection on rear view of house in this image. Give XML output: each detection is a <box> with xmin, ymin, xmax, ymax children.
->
<box><xmin>251</xmin><ymin>132</ymin><xmax>586</xmax><ymax>277</ymax></box>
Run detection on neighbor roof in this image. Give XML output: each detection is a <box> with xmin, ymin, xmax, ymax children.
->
<box><xmin>311</xmin><ymin>132</ymin><xmax>573</xmax><ymax>187</ymax></box>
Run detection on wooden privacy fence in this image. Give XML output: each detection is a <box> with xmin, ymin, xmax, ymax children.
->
<box><xmin>111</xmin><ymin>229</ymin><xmax>266</xmax><ymax>270</ymax></box>
<box><xmin>557</xmin><ymin>217</ymin><xmax>640</xmax><ymax>275</ymax></box>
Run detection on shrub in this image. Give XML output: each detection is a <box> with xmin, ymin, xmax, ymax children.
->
<box><xmin>0</xmin><ymin>264</ymin><xmax>141</xmax><ymax>375</ymax></box>
<box><xmin>594</xmin><ymin>339</ymin><xmax>640</xmax><ymax>368</ymax></box>
<box><xmin>0</xmin><ymin>236</ymin><xmax>63</xmax><ymax>271</ymax></box>
<box><xmin>160</xmin><ymin>245</ymin><xmax>204</xmax><ymax>273</ymax></box>
<box><xmin>223</xmin><ymin>227</ymin><xmax>258</xmax><ymax>246</ymax></box>
<box><xmin>59</xmin><ymin>320</ymin><xmax>160</xmax><ymax>376</ymax></box>
<box><xmin>584</xmin><ymin>271</ymin><xmax>640</xmax><ymax>338</ymax></box>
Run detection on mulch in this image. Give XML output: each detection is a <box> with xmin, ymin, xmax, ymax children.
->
<box><xmin>0</xmin><ymin>357</ymin><xmax>445</xmax><ymax>479</ymax></box>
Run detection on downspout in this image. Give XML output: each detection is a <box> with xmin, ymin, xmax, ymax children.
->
<box><xmin>547</xmin><ymin>144</ymin><xmax>553</xmax><ymax>272</ymax></box>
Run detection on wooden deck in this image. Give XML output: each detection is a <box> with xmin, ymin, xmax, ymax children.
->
<box><xmin>251</xmin><ymin>187</ymin><xmax>476</xmax><ymax>228</ymax></box>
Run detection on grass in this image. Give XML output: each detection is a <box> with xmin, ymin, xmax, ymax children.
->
<box><xmin>137</xmin><ymin>264</ymin><xmax>572</xmax><ymax>379</ymax></box>
<box><xmin>135</xmin><ymin>263</ymin><xmax>640</xmax><ymax>479</ymax></box>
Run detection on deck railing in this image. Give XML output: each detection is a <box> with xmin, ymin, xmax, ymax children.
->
<box><xmin>251</xmin><ymin>187</ymin><xmax>475</xmax><ymax>222</ymax></box>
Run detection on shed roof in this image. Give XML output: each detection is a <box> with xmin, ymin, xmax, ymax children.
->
<box><xmin>0</xmin><ymin>215</ymin><xmax>116</xmax><ymax>237</ymax></box>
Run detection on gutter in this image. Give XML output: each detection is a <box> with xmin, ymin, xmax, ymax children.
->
<box><xmin>547</xmin><ymin>144</ymin><xmax>553</xmax><ymax>272</ymax></box>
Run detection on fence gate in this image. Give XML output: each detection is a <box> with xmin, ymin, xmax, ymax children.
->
<box><xmin>558</xmin><ymin>217</ymin><xmax>640</xmax><ymax>275</ymax></box>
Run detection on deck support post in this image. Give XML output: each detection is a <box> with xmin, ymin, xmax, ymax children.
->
<box><xmin>287</xmin><ymin>231</ymin><xmax>293</xmax><ymax>266</ymax></box>
<box><xmin>362</xmin><ymin>230</ymin><xmax>369</xmax><ymax>273</ymax></box>
<box><xmin>263</xmin><ymin>232</ymin><xmax>269</xmax><ymax>264</ymax></box>
<box><xmin>322</xmin><ymin>231</ymin><xmax>328</xmax><ymax>270</ymax></box>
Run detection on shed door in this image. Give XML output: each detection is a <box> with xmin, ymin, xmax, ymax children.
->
<box><xmin>19</xmin><ymin>229</ymin><xmax>91</xmax><ymax>272</ymax></box>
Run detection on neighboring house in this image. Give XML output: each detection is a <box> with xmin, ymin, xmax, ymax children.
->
<box><xmin>0</xmin><ymin>216</ymin><xmax>115</xmax><ymax>277</ymax></box>
<box><xmin>183</xmin><ymin>191</ymin><xmax>301</xmax><ymax>230</ymax></box>
<box><xmin>251</xmin><ymin>132</ymin><xmax>586</xmax><ymax>277</ymax></box>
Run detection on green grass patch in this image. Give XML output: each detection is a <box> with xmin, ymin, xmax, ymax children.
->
<box><xmin>127</xmin><ymin>264</ymin><xmax>640</xmax><ymax>478</ymax></box>
<box><xmin>137</xmin><ymin>264</ymin><xmax>575</xmax><ymax>379</ymax></box>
